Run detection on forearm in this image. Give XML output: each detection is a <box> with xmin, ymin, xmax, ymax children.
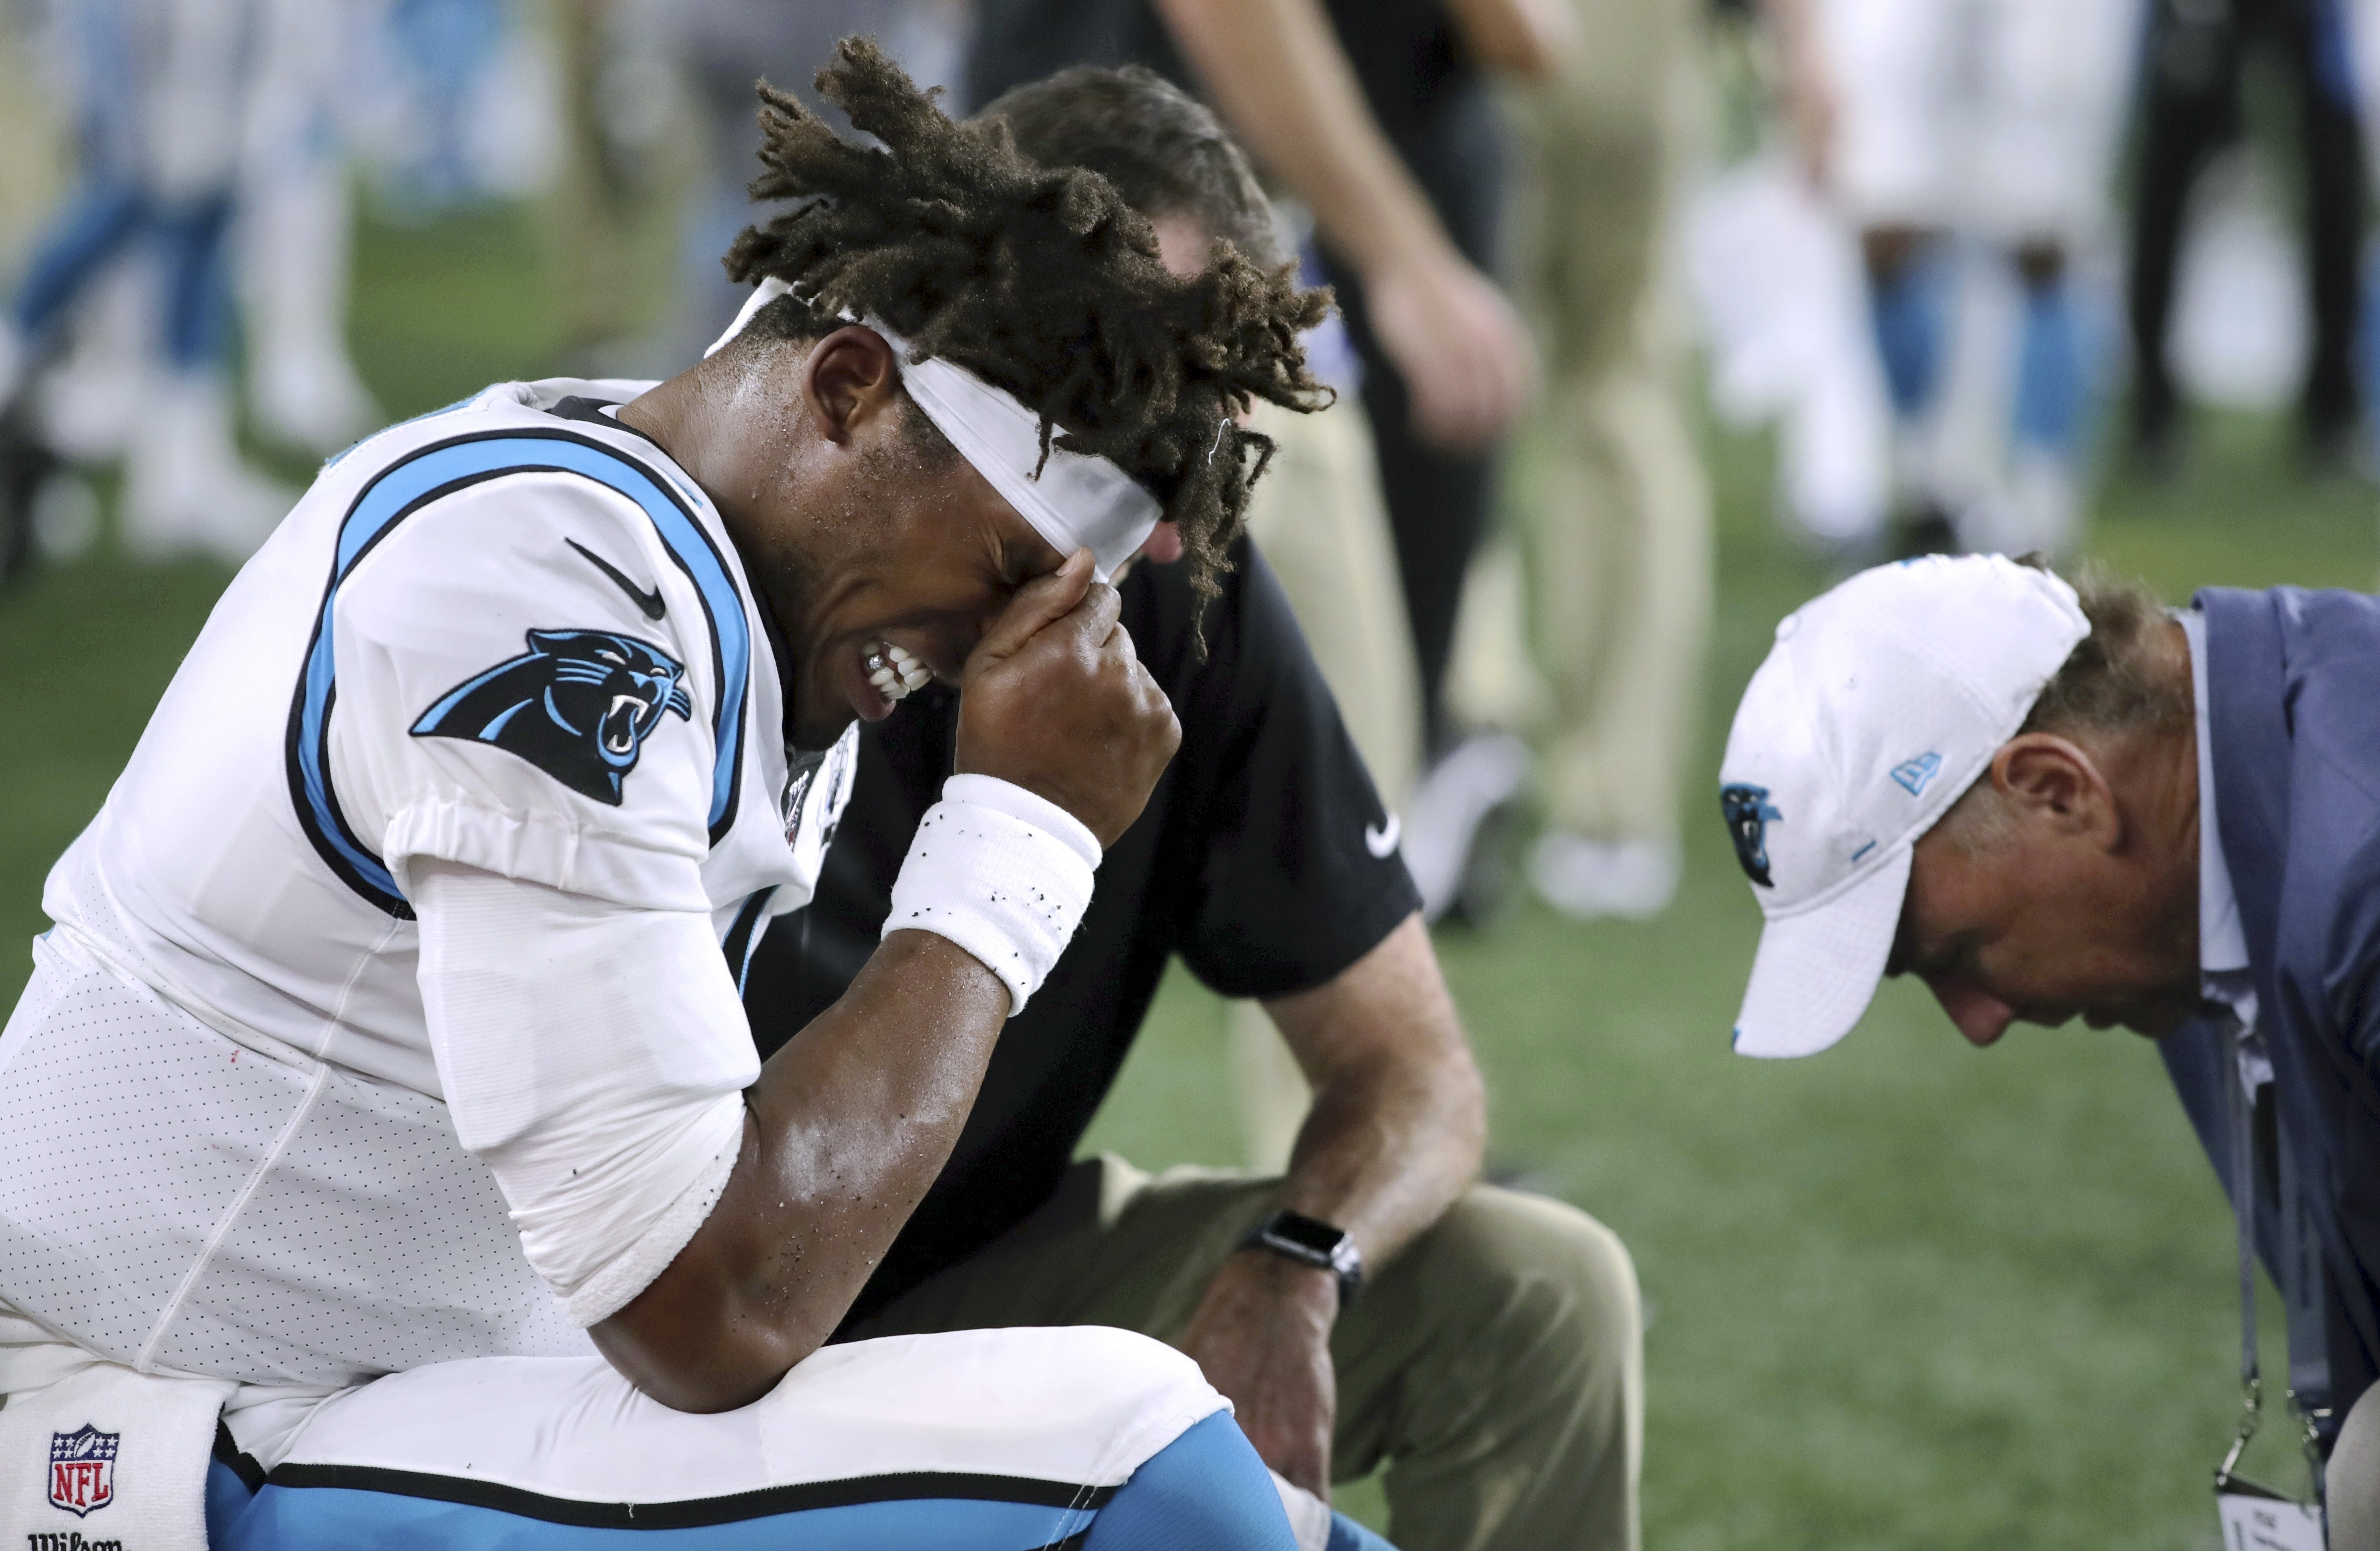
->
<box><xmin>1151</xmin><ymin>0</ymin><xmax>1456</xmax><ymax>280</ymax></box>
<box><xmin>1276</xmin><ymin>1051</ymin><xmax>1480</xmax><ymax>1267</ymax></box>
<box><xmin>1181</xmin><ymin>914</ymin><xmax>1482</xmax><ymax>1492</ymax></box>
<box><xmin>592</xmin><ymin>929</ymin><xmax>1008</xmax><ymax>1410</ymax></box>
<box><xmin>1265</xmin><ymin>914</ymin><xmax>1485</xmax><ymax>1268</ymax></box>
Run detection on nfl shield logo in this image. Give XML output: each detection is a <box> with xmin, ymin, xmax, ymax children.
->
<box><xmin>47</xmin><ymin>1425</ymin><xmax>116</xmax><ymax>1516</ymax></box>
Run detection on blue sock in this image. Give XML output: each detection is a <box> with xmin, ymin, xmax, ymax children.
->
<box><xmin>2011</xmin><ymin>280</ymin><xmax>2085</xmax><ymax>460</ymax></box>
<box><xmin>1868</xmin><ymin>251</ymin><xmax>1948</xmax><ymax>419</ymax></box>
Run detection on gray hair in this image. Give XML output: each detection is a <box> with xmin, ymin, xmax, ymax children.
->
<box><xmin>1934</xmin><ymin>558</ymin><xmax>2188</xmax><ymax>852</ymax></box>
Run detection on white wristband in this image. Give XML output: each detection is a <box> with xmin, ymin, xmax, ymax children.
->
<box><xmin>883</xmin><ymin>775</ymin><xmax>1102</xmax><ymax>1015</ymax></box>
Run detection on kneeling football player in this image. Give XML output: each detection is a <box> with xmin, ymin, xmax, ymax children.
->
<box><xmin>0</xmin><ymin>42</ymin><xmax>1330</xmax><ymax>1549</ymax></box>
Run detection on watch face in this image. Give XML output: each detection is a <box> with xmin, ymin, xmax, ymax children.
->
<box><xmin>1269</xmin><ymin>1212</ymin><xmax>1345</xmax><ymax>1257</ymax></box>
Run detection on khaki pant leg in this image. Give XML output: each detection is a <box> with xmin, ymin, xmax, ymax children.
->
<box><xmin>1531</xmin><ymin>366</ymin><xmax>1712</xmax><ymax>842</ymax></box>
<box><xmin>1332</xmin><ymin>1186</ymin><xmax>1642</xmax><ymax>1551</ymax></box>
<box><xmin>1504</xmin><ymin>0</ymin><xmax>1714</xmax><ymax>845</ymax></box>
<box><xmin>0</xmin><ymin>28</ymin><xmax>70</xmax><ymax>280</ymax></box>
<box><xmin>2331</xmin><ymin>1383</ymin><xmax>2380</xmax><ymax>1551</ymax></box>
<box><xmin>853</xmin><ymin>1162</ymin><xmax>1643</xmax><ymax>1551</ymax></box>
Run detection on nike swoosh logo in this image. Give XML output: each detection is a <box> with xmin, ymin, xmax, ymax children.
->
<box><xmin>568</xmin><ymin>538</ymin><xmax>665</xmax><ymax>620</ymax></box>
<box><xmin>1365</xmin><ymin>813</ymin><xmax>1401</xmax><ymax>859</ymax></box>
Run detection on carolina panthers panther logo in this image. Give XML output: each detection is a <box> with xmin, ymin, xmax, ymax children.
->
<box><xmin>1720</xmin><ymin>783</ymin><xmax>1783</xmax><ymax>888</ymax></box>
<box><xmin>412</xmin><ymin>628</ymin><xmax>693</xmax><ymax>804</ymax></box>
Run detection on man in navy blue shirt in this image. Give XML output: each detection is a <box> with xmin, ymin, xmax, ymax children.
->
<box><xmin>1712</xmin><ymin>551</ymin><xmax>2380</xmax><ymax>1544</ymax></box>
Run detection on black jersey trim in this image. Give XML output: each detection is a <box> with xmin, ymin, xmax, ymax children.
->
<box><xmin>722</xmin><ymin>884</ymin><xmax>778</xmax><ymax>996</ymax></box>
<box><xmin>258</xmin><ymin>1461</ymin><xmax>1117</xmax><ymax>1528</ymax></box>
<box><xmin>211</xmin><ymin>1422</ymin><xmax>267</xmax><ymax>1494</ymax></box>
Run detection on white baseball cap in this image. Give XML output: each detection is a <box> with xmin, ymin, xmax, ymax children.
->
<box><xmin>1720</xmin><ymin>555</ymin><xmax>2089</xmax><ymax>1058</ymax></box>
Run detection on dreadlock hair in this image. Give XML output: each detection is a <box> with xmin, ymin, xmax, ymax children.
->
<box><xmin>721</xmin><ymin>38</ymin><xmax>1332</xmax><ymax>641</ymax></box>
<box><xmin>975</xmin><ymin>65</ymin><xmax>1287</xmax><ymax>271</ymax></box>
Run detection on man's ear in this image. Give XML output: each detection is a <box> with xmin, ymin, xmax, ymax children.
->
<box><xmin>1993</xmin><ymin>733</ymin><xmax>2119</xmax><ymax>846</ymax></box>
<box><xmin>800</xmin><ymin>325</ymin><xmax>904</xmax><ymax>446</ymax></box>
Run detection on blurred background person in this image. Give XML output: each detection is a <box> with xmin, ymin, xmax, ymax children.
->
<box><xmin>1461</xmin><ymin>0</ymin><xmax>1714</xmax><ymax>921</ymax></box>
<box><xmin>540</xmin><ymin>0</ymin><xmax>694</xmax><ymax>366</ymax></box>
<box><xmin>2130</xmin><ymin>0</ymin><xmax>2365</xmax><ymax>474</ymax></box>
<box><xmin>240</xmin><ymin>0</ymin><xmax>378</xmax><ymax>456</ymax></box>
<box><xmin>0</xmin><ymin>0</ymin><xmax>296</xmax><ymax>568</ymax></box>
<box><xmin>1684</xmin><ymin>0</ymin><xmax>1894</xmax><ymax>565</ymax></box>
<box><xmin>1807</xmin><ymin>0</ymin><xmax>2141</xmax><ymax>561</ymax></box>
<box><xmin>644</xmin><ymin>0</ymin><xmax>965</xmax><ymax>372</ymax></box>
<box><xmin>0</xmin><ymin>0</ymin><xmax>69</xmax><ymax>583</ymax></box>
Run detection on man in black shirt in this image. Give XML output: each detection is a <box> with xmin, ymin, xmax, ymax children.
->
<box><xmin>740</xmin><ymin>67</ymin><xmax>1642</xmax><ymax>1551</ymax></box>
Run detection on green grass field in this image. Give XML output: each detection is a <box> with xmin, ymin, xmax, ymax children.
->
<box><xmin>1</xmin><ymin>203</ymin><xmax>2373</xmax><ymax>1548</ymax></box>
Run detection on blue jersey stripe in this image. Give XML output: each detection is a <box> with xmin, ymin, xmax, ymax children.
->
<box><xmin>285</xmin><ymin>429</ymin><xmax>751</xmax><ymax>917</ymax></box>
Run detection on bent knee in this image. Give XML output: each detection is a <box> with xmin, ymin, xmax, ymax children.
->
<box><xmin>823</xmin><ymin>1325</ymin><xmax>1223</xmax><ymax>1473</ymax></box>
<box><xmin>1417</xmin><ymin>1185</ymin><xmax>1642</xmax><ymax>1352</ymax></box>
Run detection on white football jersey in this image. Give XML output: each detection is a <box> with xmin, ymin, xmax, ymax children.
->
<box><xmin>0</xmin><ymin>381</ymin><xmax>857</xmax><ymax>1385</ymax></box>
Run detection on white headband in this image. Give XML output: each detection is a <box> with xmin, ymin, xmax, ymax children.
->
<box><xmin>706</xmin><ymin>278</ymin><xmax>1163</xmax><ymax>581</ymax></box>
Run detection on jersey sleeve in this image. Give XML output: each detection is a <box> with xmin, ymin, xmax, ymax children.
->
<box><xmin>412</xmin><ymin>859</ymin><xmax>756</xmax><ymax>1326</ymax></box>
<box><xmin>1171</xmin><ymin>546</ymin><xmax>1423</xmax><ymax>1000</ymax></box>
<box><xmin>326</xmin><ymin>470</ymin><xmax>727</xmax><ymax>914</ymax></box>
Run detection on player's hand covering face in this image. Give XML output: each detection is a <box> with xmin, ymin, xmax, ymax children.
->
<box><xmin>629</xmin><ymin>324</ymin><xmax>1179</xmax><ymax>846</ymax></box>
<box><xmin>771</xmin><ymin>431</ymin><xmax>1080</xmax><ymax>748</ymax></box>
<box><xmin>957</xmin><ymin>551</ymin><xmax>1181</xmax><ymax>848</ymax></box>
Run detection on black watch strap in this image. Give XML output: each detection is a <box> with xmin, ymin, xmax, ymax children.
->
<box><xmin>1243</xmin><ymin>1209</ymin><xmax>1365</xmax><ymax>1306</ymax></box>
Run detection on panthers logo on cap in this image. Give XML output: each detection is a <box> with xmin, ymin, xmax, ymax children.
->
<box><xmin>413</xmin><ymin>628</ymin><xmax>693</xmax><ymax>805</ymax></box>
<box><xmin>1720</xmin><ymin>784</ymin><xmax>1783</xmax><ymax>887</ymax></box>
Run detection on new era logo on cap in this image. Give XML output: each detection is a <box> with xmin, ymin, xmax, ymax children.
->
<box><xmin>1890</xmin><ymin>753</ymin><xmax>1942</xmax><ymax>796</ymax></box>
<box><xmin>1719</xmin><ymin>556</ymin><xmax>2089</xmax><ymax>1059</ymax></box>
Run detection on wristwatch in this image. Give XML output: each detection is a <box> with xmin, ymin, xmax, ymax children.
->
<box><xmin>1243</xmin><ymin>1209</ymin><xmax>1365</xmax><ymax>1307</ymax></box>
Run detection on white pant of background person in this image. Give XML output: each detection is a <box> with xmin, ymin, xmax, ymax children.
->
<box><xmin>1814</xmin><ymin>0</ymin><xmax>2141</xmax><ymax>558</ymax></box>
<box><xmin>1817</xmin><ymin>0</ymin><xmax>2139</xmax><ymax>240</ymax></box>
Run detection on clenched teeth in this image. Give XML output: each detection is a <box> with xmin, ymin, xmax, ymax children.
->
<box><xmin>866</xmin><ymin>640</ymin><xmax>932</xmax><ymax>702</ymax></box>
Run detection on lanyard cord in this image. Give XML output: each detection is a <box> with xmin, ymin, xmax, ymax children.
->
<box><xmin>2219</xmin><ymin>1028</ymin><xmax>2265</xmax><ymax>1488</ymax></box>
<box><xmin>2218</xmin><ymin>1022</ymin><xmax>2326</xmax><ymax>1504</ymax></box>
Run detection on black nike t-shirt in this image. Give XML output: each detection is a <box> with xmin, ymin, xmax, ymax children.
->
<box><xmin>741</xmin><ymin>541</ymin><xmax>1420</xmax><ymax>1324</ymax></box>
